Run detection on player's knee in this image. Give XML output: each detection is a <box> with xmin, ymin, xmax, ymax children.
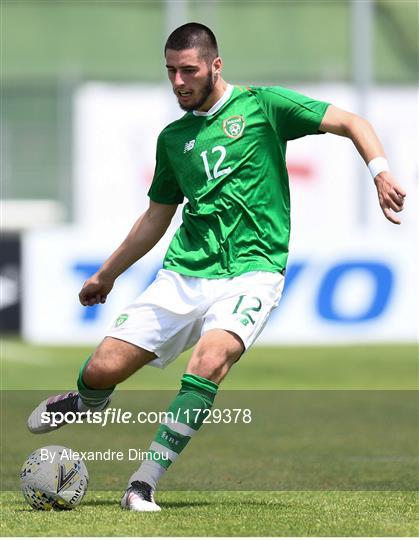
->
<box><xmin>189</xmin><ymin>346</ymin><xmax>235</xmax><ymax>383</ymax></box>
<box><xmin>82</xmin><ymin>355</ymin><xmax>121</xmax><ymax>389</ymax></box>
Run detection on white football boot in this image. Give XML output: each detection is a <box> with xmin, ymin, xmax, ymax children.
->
<box><xmin>121</xmin><ymin>481</ymin><xmax>161</xmax><ymax>512</ymax></box>
<box><xmin>27</xmin><ymin>391</ymin><xmax>110</xmax><ymax>434</ymax></box>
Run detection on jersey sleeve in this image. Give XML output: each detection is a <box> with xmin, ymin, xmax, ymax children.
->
<box><xmin>251</xmin><ymin>86</ymin><xmax>330</xmax><ymax>141</ymax></box>
<box><xmin>148</xmin><ymin>132</ymin><xmax>184</xmax><ymax>204</ymax></box>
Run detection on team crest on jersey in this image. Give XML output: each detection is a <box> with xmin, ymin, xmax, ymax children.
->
<box><xmin>222</xmin><ymin>116</ymin><xmax>245</xmax><ymax>139</ymax></box>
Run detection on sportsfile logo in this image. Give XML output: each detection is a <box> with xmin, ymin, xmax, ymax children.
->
<box><xmin>184</xmin><ymin>139</ymin><xmax>195</xmax><ymax>153</ymax></box>
<box><xmin>40</xmin><ymin>407</ymin><xmax>252</xmax><ymax>427</ymax></box>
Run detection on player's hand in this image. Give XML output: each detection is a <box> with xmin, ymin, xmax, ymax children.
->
<box><xmin>78</xmin><ymin>273</ymin><xmax>115</xmax><ymax>306</ymax></box>
<box><xmin>374</xmin><ymin>172</ymin><xmax>406</xmax><ymax>225</ymax></box>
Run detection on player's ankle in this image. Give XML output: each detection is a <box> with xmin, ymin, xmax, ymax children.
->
<box><xmin>77</xmin><ymin>395</ymin><xmax>110</xmax><ymax>412</ymax></box>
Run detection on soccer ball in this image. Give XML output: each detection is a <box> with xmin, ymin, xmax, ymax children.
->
<box><xmin>20</xmin><ymin>445</ymin><xmax>89</xmax><ymax>510</ymax></box>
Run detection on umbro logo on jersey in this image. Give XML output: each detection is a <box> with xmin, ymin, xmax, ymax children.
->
<box><xmin>223</xmin><ymin>116</ymin><xmax>245</xmax><ymax>139</ymax></box>
<box><xmin>184</xmin><ymin>139</ymin><xmax>195</xmax><ymax>153</ymax></box>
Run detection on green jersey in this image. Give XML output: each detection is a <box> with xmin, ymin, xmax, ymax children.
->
<box><xmin>148</xmin><ymin>85</ymin><xmax>329</xmax><ymax>278</ymax></box>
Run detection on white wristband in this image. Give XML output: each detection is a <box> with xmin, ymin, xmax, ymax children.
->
<box><xmin>368</xmin><ymin>157</ymin><xmax>389</xmax><ymax>179</ymax></box>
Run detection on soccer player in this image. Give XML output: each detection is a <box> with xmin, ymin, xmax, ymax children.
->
<box><xmin>28</xmin><ymin>23</ymin><xmax>406</xmax><ymax>511</ymax></box>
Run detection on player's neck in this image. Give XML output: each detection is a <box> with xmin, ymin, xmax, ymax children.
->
<box><xmin>195</xmin><ymin>79</ymin><xmax>229</xmax><ymax>113</ymax></box>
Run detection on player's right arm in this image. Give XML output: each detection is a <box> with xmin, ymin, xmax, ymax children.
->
<box><xmin>79</xmin><ymin>201</ymin><xmax>178</xmax><ymax>306</ymax></box>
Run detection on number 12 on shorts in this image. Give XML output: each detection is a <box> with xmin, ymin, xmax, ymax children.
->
<box><xmin>232</xmin><ymin>295</ymin><xmax>262</xmax><ymax>326</ymax></box>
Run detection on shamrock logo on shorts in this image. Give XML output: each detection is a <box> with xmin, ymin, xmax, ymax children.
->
<box><xmin>115</xmin><ymin>314</ymin><xmax>129</xmax><ymax>327</ymax></box>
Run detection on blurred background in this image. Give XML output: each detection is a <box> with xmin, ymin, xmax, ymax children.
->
<box><xmin>1</xmin><ymin>0</ymin><xmax>418</xmax><ymax>350</ymax></box>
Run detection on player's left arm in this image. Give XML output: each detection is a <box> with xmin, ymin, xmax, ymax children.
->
<box><xmin>319</xmin><ymin>104</ymin><xmax>406</xmax><ymax>224</ymax></box>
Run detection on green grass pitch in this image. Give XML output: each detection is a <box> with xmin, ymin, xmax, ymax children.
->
<box><xmin>1</xmin><ymin>338</ymin><xmax>418</xmax><ymax>537</ymax></box>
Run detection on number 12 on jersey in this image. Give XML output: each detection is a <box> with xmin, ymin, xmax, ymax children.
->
<box><xmin>200</xmin><ymin>145</ymin><xmax>232</xmax><ymax>181</ymax></box>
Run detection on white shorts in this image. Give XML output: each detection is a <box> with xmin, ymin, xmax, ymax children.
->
<box><xmin>106</xmin><ymin>269</ymin><xmax>285</xmax><ymax>369</ymax></box>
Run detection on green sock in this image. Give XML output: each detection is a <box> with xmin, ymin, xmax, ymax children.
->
<box><xmin>76</xmin><ymin>356</ymin><xmax>115</xmax><ymax>409</ymax></box>
<box><xmin>129</xmin><ymin>373</ymin><xmax>218</xmax><ymax>489</ymax></box>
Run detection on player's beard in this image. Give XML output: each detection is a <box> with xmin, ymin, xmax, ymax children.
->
<box><xmin>177</xmin><ymin>69</ymin><xmax>215</xmax><ymax>112</ymax></box>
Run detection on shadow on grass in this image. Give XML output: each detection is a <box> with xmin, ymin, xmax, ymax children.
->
<box><xmin>157</xmin><ymin>501</ymin><xmax>212</xmax><ymax>509</ymax></box>
<box><xmin>80</xmin><ymin>500</ymin><xmax>120</xmax><ymax>507</ymax></box>
<box><xmin>81</xmin><ymin>499</ymin><xmax>212</xmax><ymax>509</ymax></box>
<box><xmin>12</xmin><ymin>497</ymin><xmax>289</xmax><ymax>512</ymax></box>
<box><xmin>161</xmin><ymin>500</ymin><xmax>288</xmax><ymax>509</ymax></box>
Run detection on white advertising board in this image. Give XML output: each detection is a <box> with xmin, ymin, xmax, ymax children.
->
<box><xmin>73</xmin><ymin>84</ymin><xmax>180</xmax><ymax>232</ymax></box>
<box><xmin>22</xmin><ymin>227</ymin><xmax>416</xmax><ymax>345</ymax></box>
<box><xmin>22</xmin><ymin>226</ymin><xmax>170</xmax><ymax>344</ymax></box>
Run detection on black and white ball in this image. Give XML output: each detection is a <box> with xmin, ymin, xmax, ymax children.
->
<box><xmin>20</xmin><ymin>445</ymin><xmax>88</xmax><ymax>510</ymax></box>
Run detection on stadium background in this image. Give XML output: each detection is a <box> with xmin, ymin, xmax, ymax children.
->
<box><xmin>1</xmin><ymin>1</ymin><xmax>418</xmax><ymax>537</ymax></box>
<box><xmin>1</xmin><ymin>0</ymin><xmax>417</xmax><ymax>344</ymax></box>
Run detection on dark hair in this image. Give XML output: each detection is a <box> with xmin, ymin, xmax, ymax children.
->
<box><xmin>165</xmin><ymin>22</ymin><xmax>219</xmax><ymax>63</ymax></box>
